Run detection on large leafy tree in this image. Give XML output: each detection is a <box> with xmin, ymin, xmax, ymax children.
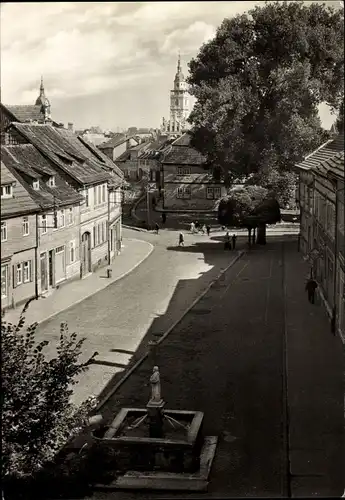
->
<box><xmin>1</xmin><ymin>301</ymin><xmax>98</xmax><ymax>495</ymax></box>
<box><xmin>187</xmin><ymin>1</ymin><xmax>344</xmax><ymax>198</ymax></box>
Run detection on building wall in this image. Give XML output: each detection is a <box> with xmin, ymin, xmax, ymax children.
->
<box><xmin>163</xmin><ymin>182</ymin><xmax>226</xmax><ymax>210</ymax></box>
<box><xmin>1</xmin><ymin>213</ymin><xmax>37</xmax><ymax>259</ymax></box>
<box><xmin>2</xmin><ymin>247</ymin><xmax>37</xmax><ymax>310</ymax></box>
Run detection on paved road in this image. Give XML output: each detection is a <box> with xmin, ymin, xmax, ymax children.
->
<box><xmin>35</xmin><ymin>227</ymin><xmax>246</xmax><ymax>405</ymax></box>
<box><xmin>88</xmin><ymin>239</ymin><xmax>343</xmax><ymax>499</ymax></box>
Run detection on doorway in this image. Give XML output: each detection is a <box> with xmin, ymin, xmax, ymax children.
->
<box><xmin>40</xmin><ymin>252</ymin><xmax>48</xmax><ymax>292</ymax></box>
<box><xmin>81</xmin><ymin>231</ymin><xmax>91</xmax><ymax>275</ymax></box>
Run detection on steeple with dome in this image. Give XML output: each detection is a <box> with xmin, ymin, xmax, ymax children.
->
<box><xmin>35</xmin><ymin>76</ymin><xmax>51</xmax><ymax>121</ymax></box>
<box><xmin>161</xmin><ymin>53</ymin><xmax>190</xmax><ymax>136</ymax></box>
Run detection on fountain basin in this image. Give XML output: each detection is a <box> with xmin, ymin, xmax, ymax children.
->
<box><xmin>92</xmin><ymin>408</ymin><xmax>204</xmax><ymax>473</ymax></box>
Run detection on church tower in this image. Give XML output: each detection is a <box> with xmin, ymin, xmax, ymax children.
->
<box><xmin>35</xmin><ymin>76</ymin><xmax>51</xmax><ymax>122</ymax></box>
<box><xmin>161</xmin><ymin>54</ymin><xmax>190</xmax><ymax>136</ymax></box>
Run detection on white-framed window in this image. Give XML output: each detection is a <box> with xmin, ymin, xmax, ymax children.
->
<box><xmin>47</xmin><ymin>176</ymin><xmax>55</xmax><ymax>187</ymax></box>
<box><xmin>69</xmin><ymin>240</ymin><xmax>76</xmax><ymax>263</ymax></box>
<box><xmin>214</xmin><ymin>187</ymin><xmax>221</xmax><ymax>199</ymax></box>
<box><xmin>1</xmin><ymin>265</ymin><xmax>8</xmax><ymax>298</ymax></box>
<box><xmin>83</xmin><ymin>189</ymin><xmax>89</xmax><ymax>207</ymax></box>
<box><xmin>60</xmin><ymin>210</ymin><xmax>65</xmax><ymax>228</ymax></box>
<box><xmin>41</xmin><ymin>214</ymin><xmax>47</xmax><ymax>234</ymax></box>
<box><xmin>32</xmin><ymin>180</ymin><xmax>40</xmax><ymax>190</ymax></box>
<box><xmin>94</xmin><ymin>186</ymin><xmax>98</xmax><ymax>206</ymax></box>
<box><xmin>177</xmin><ymin>167</ymin><xmax>191</xmax><ymax>176</ymax></box>
<box><xmin>68</xmin><ymin>207</ymin><xmax>73</xmax><ymax>225</ymax></box>
<box><xmin>184</xmin><ymin>186</ymin><xmax>191</xmax><ymax>198</ymax></box>
<box><xmin>206</xmin><ymin>187</ymin><xmax>214</xmax><ymax>199</ymax></box>
<box><xmin>177</xmin><ymin>187</ymin><xmax>191</xmax><ymax>199</ymax></box>
<box><xmin>1</xmin><ymin>184</ymin><xmax>13</xmax><ymax>198</ymax></box>
<box><xmin>177</xmin><ymin>187</ymin><xmax>184</xmax><ymax>198</ymax></box>
<box><xmin>102</xmin><ymin>184</ymin><xmax>106</xmax><ymax>203</ymax></box>
<box><xmin>23</xmin><ymin>261</ymin><xmax>31</xmax><ymax>283</ymax></box>
<box><xmin>101</xmin><ymin>221</ymin><xmax>105</xmax><ymax>243</ymax></box>
<box><xmin>22</xmin><ymin>216</ymin><xmax>29</xmax><ymax>236</ymax></box>
<box><xmin>93</xmin><ymin>226</ymin><xmax>97</xmax><ymax>247</ymax></box>
<box><xmin>98</xmin><ymin>185</ymin><xmax>102</xmax><ymax>205</ymax></box>
<box><xmin>16</xmin><ymin>263</ymin><xmax>22</xmax><ymax>285</ymax></box>
<box><xmin>1</xmin><ymin>221</ymin><xmax>7</xmax><ymax>242</ymax></box>
<box><xmin>98</xmin><ymin>223</ymin><xmax>101</xmax><ymax>244</ymax></box>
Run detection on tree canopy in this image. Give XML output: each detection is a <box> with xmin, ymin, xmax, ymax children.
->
<box><xmin>1</xmin><ymin>302</ymin><xmax>97</xmax><ymax>487</ymax></box>
<box><xmin>187</xmin><ymin>1</ymin><xmax>344</xmax><ymax>197</ymax></box>
<box><xmin>218</xmin><ymin>185</ymin><xmax>281</xmax><ymax>229</ymax></box>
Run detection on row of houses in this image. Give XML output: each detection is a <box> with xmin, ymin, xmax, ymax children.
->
<box><xmin>1</xmin><ymin>120</ymin><xmax>124</xmax><ymax>312</ymax></box>
<box><xmin>100</xmin><ymin>131</ymin><xmax>227</xmax><ymax>211</ymax></box>
<box><xmin>296</xmin><ymin>132</ymin><xmax>344</xmax><ymax>341</ymax></box>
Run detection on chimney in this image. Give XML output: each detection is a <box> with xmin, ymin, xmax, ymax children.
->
<box><xmin>68</xmin><ymin>122</ymin><xmax>74</xmax><ymax>132</ymax></box>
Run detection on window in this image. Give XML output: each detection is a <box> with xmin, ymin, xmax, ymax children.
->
<box><xmin>1</xmin><ymin>265</ymin><xmax>8</xmax><ymax>298</ymax></box>
<box><xmin>69</xmin><ymin>241</ymin><xmax>76</xmax><ymax>263</ymax></box>
<box><xmin>1</xmin><ymin>184</ymin><xmax>13</xmax><ymax>198</ymax></box>
<box><xmin>68</xmin><ymin>207</ymin><xmax>73</xmax><ymax>225</ymax></box>
<box><xmin>23</xmin><ymin>261</ymin><xmax>31</xmax><ymax>283</ymax></box>
<box><xmin>1</xmin><ymin>221</ymin><xmax>7</xmax><ymax>242</ymax></box>
<box><xmin>16</xmin><ymin>263</ymin><xmax>22</xmax><ymax>285</ymax></box>
<box><xmin>56</xmin><ymin>245</ymin><xmax>64</xmax><ymax>254</ymax></box>
<box><xmin>177</xmin><ymin>167</ymin><xmax>191</xmax><ymax>176</ymax></box>
<box><xmin>98</xmin><ymin>223</ymin><xmax>101</xmax><ymax>244</ymax></box>
<box><xmin>41</xmin><ymin>215</ymin><xmax>47</xmax><ymax>234</ymax></box>
<box><xmin>84</xmin><ymin>189</ymin><xmax>89</xmax><ymax>207</ymax></box>
<box><xmin>23</xmin><ymin>216</ymin><xmax>29</xmax><ymax>236</ymax></box>
<box><xmin>33</xmin><ymin>180</ymin><xmax>40</xmax><ymax>190</ymax></box>
<box><xmin>93</xmin><ymin>226</ymin><xmax>97</xmax><ymax>247</ymax></box>
<box><xmin>101</xmin><ymin>221</ymin><xmax>105</xmax><ymax>243</ymax></box>
<box><xmin>47</xmin><ymin>176</ymin><xmax>55</xmax><ymax>187</ymax></box>
<box><xmin>60</xmin><ymin>210</ymin><xmax>65</xmax><ymax>228</ymax></box>
<box><xmin>98</xmin><ymin>185</ymin><xmax>102</xmax><ymax>205</ymax></box>
<box><xmin>177</xmin><ymin>187</ymin><xmax>191</xmax><ymax>199</ymax></box>
<box><xmin>184</xmin><ymin>186</ymin><xmax>191</xmax><ymax>198</ymax></box>
<box><xmin>177</xmin><ymin>187</ymin><xmax>184</xmax><ymax>198</ymax></box>
<box><xmin>94</xmin><ymin>186</ymin><xmax>97</xmax><ymax>206</ymax></box>
<box><xmin>214</xmin><ymin>187</ymin><xmax>221</xmax><ymax>199</ymax></box>
<box><xmin>206</xmin><ymin>187</ymin><xmax>214</xmax><ymax>199</ymax></box>
<box><xmin>102</xmin><ymin>184</ymin><xmax>106</xmax><ymax>203</ymax></box>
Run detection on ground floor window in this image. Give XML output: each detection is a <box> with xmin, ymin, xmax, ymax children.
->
<box><xmin>69</xmin><ymin>240</ymin><xmax>76</xmax><ymax>263</ymax></box>
<box><xmin>206</xmin><ymin>186</ymin><xmax>221</xmax><ymax>200</ymax></box>
<box><xmin>1</xmin><ymin>265</ymin><xmax>8</xmax><ymax>298</ymax></box>
<box><xmin>177</xmin><ymin>186</ymin><xmax>191</xmax><ymax>199</ymax></box>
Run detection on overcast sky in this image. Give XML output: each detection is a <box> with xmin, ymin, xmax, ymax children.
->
<box><xmin>1</xmin><ymin>1</ymin><xmax>341</xmax><ymax>131</ymax></box>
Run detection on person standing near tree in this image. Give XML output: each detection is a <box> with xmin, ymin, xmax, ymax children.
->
<box><xmin>206</xmin><ymin>225</ymin><xmax>211</xmax><ymax>236</ymax></box>
<box><xmin>179</xmin><ymin>232</ymin><xmax>185</xmax><ymax>246</ymax></box>
<box><xmin>224</xmin><ymin>231</ymin><xmax>231</xmax><ymax>250</ymax></box>
<box><xmin>232</xmin><ymin>233</ymin><xmax>237</xmax><ymax>250</ymax></box>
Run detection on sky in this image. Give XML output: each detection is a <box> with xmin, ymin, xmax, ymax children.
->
<box><xmin>1</xmin><ymin>1</ymin><xmax>342</xmax><ymax>131</ymax></box>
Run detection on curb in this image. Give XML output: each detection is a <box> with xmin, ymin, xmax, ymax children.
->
<box><xmin>96</xmin><ymin>249</ymin><xmax>245</xmax><ymax>411</ymax></box>
<box><xmin>5</xmin><ymin>239</ymin><xmax>154</xmax><ymax>328</ymax></box>
<box><xmin>131</xmin><ymin>193</ymin><xmax>146</xmax><ymax>223</ymax></box>
<box><xmin>122</xmin><ymin>224</ymin><xmax>147</xmax><ymax>233</ymax></box>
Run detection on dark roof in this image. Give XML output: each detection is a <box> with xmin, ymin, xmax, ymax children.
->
<box><xmin>165</xmin><ymin>172</ymin><xmax>216</xmax><ymax>184</ymax></box>
<box><xmin>162</xmin><ymin>145</ymin><xmax>206</xmax><ymax>166</ymax></box>
<box><xmin>11</xmin><ymin>123</ymin><xmax>113</xmax><ymax>186</ymax></box>
<box><xmin>98</xmin><ymin>134</ymin><xmax>138</xmax><ymax>150</ymax></box>
<box><xmin>314</xmin><ymin>151</ymin><xmax>344</xmax><ymax>179</ymax></box>
<box><xmin>296</xmin><ymin>133</ymin><xmax>344</xmax><ymax>171</ymax></box>
<box><xmin>6</xmin><ymin>105</ymin><xmax>45</xmax><ymax>123</ymax></box>
<box><xmin>2</xmin><ymin>145</ymin><xmax>83</xmax><ymax>211</ymax></box>
<box><xmin>116</xmin><ymin>137</ymin><xmax>173</xmax><ymax>162</ymax></box>
<box><xmin>171</xmin><ymin>132</ymin><xmax>193</xmax><ymax>147</ymax></box>
<box><xmin>1</xmin><ymin>161</ymin><xmax>39</xmax><ymax>217</ymax></box>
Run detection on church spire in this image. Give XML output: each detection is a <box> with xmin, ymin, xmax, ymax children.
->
<box><xmin>40</xmin><ymin>76</ymin><xmax>45</xmax><ymax>95</ymax></box>
<box><xmin>177</xmin><ymin>51</ymin><xmax>181</xmax><ymax>73</ymax></box>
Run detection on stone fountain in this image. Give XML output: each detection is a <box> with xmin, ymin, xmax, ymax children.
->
<box><xmin>92</xmin><ymin>366</ymin><xmax>218</xmax><ymax>491</ymax></box>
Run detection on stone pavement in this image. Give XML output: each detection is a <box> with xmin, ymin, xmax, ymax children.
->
<box><xmin>89</xmin><ymin>238</ymin><xmax>343</xmax><ymax>499</ymax></box>
<box><xmin>2</xmin><ymin>236</ymin><xmax>153</xmax><ymax>327</ymax></box>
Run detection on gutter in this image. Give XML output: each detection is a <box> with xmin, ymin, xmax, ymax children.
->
<box><xmin>35</xmin><ymin>213</ymin><xmax>39</xmax><ymax>299</ymax></box>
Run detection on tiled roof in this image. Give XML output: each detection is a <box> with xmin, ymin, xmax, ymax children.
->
<box><xmin>98</xmin><ymin>134</ymin><xmax>138</xmax><ymax>150</ymax></box>
<box><xmin>162</xmin><ymin>144</ymin><xmax>206</xmax><ymax>166</ymax></box>
<box><xmin>171</xmin><ymin>132</ymin><xmax>193</xmax><ymax>147</ymax></box>
<box><xmin>6</xmin><ymin>105</ymin><xmax>45</xmax><ymax>123</ymax></box>
<box><xmin>1</xmin><ymin>161</ymin><xmax>39</xmax><ymax>217</ymax></box>
<box><xmin>165</xmin><ymin>172</ymin><xmax>216</xmax><ymax>184</ymax></box>
<box><xmin>295</xmin><ymin>133</ymin><xmax>344</xmax><ymax>171</ymax></box>
<box><xmin>2</xmin><ymin>146</ymin><xmax>83</xmax><ymax>212</ymax></box>
<box><xmin>116</xmin><ymin>137</ymin><xmax>173</xmax><ymax>162</ymax></box>
<box><xmin>313</xmin><ymin>151</ymin><xmax>344</xmax><ymax>179</ymax></box>
<box><xmin>11</xmin><ymin>123</ymin><xmax>112</xmax><ymax>186</ymax></box>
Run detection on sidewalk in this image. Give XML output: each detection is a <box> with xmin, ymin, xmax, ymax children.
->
<box><xmin>284</xmin><ymin>241</ymin><xmax>344</xmax><ymax>496</ymax></box>
<box><xmin>3</xmin><ymin>237</ymin><xmax>154</xmax><ymax>327</ymax></box>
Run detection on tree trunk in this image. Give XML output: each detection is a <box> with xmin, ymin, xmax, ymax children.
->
<box><xmin>252</xmin><ymin>228</ymin><xmax>256</xmax><ymax>245</ymax></box>
<box><xmin>248</xmin><ymin>228</ymin><xmax>252</xmax><ymax>247</ymax></box>
<box><xmin>257</xmin><ymin>223</ymin><xmax>266</xmax><ymax>245</ymax></box>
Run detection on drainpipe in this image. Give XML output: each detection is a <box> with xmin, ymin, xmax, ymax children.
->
<box><xmin>35</xmin><ymin>213</ymin><xmax>39</xmax><ymax>299</ymax></box>
<box><xmin>107</xmin><ymin>186</ymin><xmax>111</xmax><ymax>266</ymax></box>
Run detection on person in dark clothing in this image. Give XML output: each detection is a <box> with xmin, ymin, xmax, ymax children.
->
<box><xmin>162</xmin><ymin>213</ymin><xmax>166</xmax><ymax>224</ymax></box>
<box><xmin>232</xmin><ymin>234</ymin><xmax>237</xmax><ymax>250</ymax></box>
<box><xmin>179</xmin><ymin>232</ymin><xmax>184</xmax><ymax>246</ymax></box>
<box><xmin>224</xmin><ymin>231</ymin><xmax>231</xmax><ymax>250</ymax></box>
<box><xmin>155</xmin><ymin>223</ymin><xmax>160</xmax><ymax>234</ymax></box>
<box><xmin>206</xmin><ymin>225</ymin><xmax>211</xmax><ymax>236</ymax></box>
<box><xmin>195</xmin><ymin>221</ymin><xmax>200</xmax><ymax>232</ymax></box>
<box><xmin>305</xmin><ymin>278</ymin><xmax>318</xmax><ymax>304</ymax></box>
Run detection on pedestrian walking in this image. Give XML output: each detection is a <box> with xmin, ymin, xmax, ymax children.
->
<box><xmin>195</xmin><ymin>221</ymin><xmax>200</xmax><ymax>233</ymax></box>
<box><xmin>179</xmin><ymin>232</ymin><xmax>185</xmax><ymax>246</ymax></box>
<box><xmin>201</xmin><ymin>224</ymin><xmax>207</xmax><ymax>234</ymax></box>
<box><xmin>155</xmin><ymin>222</ymin><xmax>160</xmax><ymax>235</ymax></box>
<box><xmin>224</xmin><ymin>231</ymin><xmax>231</xmax><ymax>250</ymax></box>
<box><xmin>206</xmin><ymin>225</ymin><xmax>211</xmax><ymax>236</ymax></box>
<box><xmin>232</xmin><ymin>233</ymin><xmax>237</xmax><ymax>250</ymax></box>
<box><xmin>190</xmin><ymin>222</ymin><xmax>195</xmax><ymax>234</ymax></box>
<box><xmin>162</xmin><ymin>212</ymin><xmax>166</xmax><ymax>224</ymax></box>
<box><xmin>305</xmin><ymin>278</ymin><xmax>318</xmax><ymax>304</ymax></box>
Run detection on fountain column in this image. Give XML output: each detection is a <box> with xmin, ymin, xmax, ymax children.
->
<box><xmin>147</xmin><ymin>366</ymin><xmax>165</xmax><ymax>438</ymax></box>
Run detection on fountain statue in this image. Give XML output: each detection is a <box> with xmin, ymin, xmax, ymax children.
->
<box><xmin>149</xmin><ymin>366</ymin><xmax>162</xmax><ymax>403</ymax></box>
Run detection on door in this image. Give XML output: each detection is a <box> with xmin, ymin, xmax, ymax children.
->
<box><xmin>40</xmin><ymin>253</ymin><xmax>48</xmax><ymax>292</ymax></box>
<box><xmin>81</xmin><ymin>232</ymin><xmax>91</xmax><ymax>275</ymax></box>
<box><xmin>55</xmin><ymin>246</ymin><xmax>66</xmax><ymax>283</ymax></box>
<box><xmin>48</xmin><ymin>250</ymin><xmax>54</xmax><ymax>287</ymax></box>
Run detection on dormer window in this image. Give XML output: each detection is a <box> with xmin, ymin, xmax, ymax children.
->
<box><xmin>33</xmin><ymin>180</ymin><xmax>40</xmax><ymax>190</ymax></box>
<box><xmin>47</xmin><ymin>176</ymin><xmax>55</xmax><ymax>187</ymax></box>
<box><xmin>1</xmin><ymin>184</ymin><xmax>13</xmax><ymax>198</ymax></box>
